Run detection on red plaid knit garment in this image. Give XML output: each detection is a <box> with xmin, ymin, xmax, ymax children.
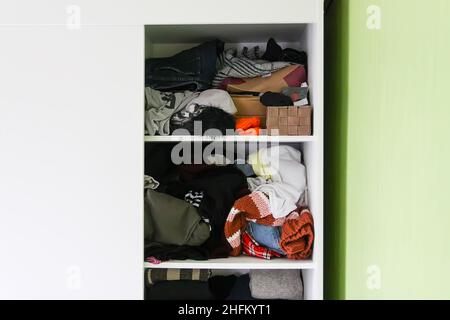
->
<box><xmin>242</xmin><ymin>231</ymin><xmax>282</xmax><ymax>260</ymax></box>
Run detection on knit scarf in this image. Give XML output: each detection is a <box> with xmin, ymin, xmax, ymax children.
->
<box><xmin>224</xmin><ymin>191</ymin><xmax>299</xmax><ymax>256</ymax></box>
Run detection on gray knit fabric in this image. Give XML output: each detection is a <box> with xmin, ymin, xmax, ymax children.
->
<box><xmin>249</xmin><ymin>270</ymin><xmax>303</xmax><ymax>300</ymax></box>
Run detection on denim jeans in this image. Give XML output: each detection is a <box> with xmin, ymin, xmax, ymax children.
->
<box><xmin>145</xmin><ymin>39</ymin><xmax>224</xmax><ymax>92</ymax></box>
<box><xmin>247</xmin><ymin>222</ymin><xmax>285</xmax><ymax>255</ymax></box>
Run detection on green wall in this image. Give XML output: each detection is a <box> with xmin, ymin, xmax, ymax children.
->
<box><xmin>325</xmin><ymin>0</ymin><xmax>349</xmax><ymax>300</ymax></box>
<box><xmin>326</xmin><ymin>0</ymin><xmax>450</xmax><ymax>299</ymax></box>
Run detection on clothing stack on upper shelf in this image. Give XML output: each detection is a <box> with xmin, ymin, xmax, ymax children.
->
<box><xmin>145</xmin><ymin>38</ymin><xmax>311</xmax><ymax>137</ymax></box>
<box><xmin>145</xmin><ymin>269</ymin><xmax>304</xmax><ymax>301</ymax></box>
<box><xmin>144</xmin><ymin>144</ymin><xmax>315</xmax><ymax>263</ymax></box>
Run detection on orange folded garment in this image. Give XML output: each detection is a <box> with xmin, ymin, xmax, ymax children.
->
<box><xmin>236</xmin><ymin>117</ymin><xmax>261</xmax><ymax>135</ymax></box>
<box><xmin>280</xmin><ymin>208</ymin><xmax>314</xmax><ymax>260</ymax></box>
<box><xmin>236</xmin><ymin>117</ymin><xmax>261</xmax><ymax>130</ymax></box>
<box><xmin>236</xmin><ymin>127</ymin><xmax>261</xmax><ymax>136</ymax></box>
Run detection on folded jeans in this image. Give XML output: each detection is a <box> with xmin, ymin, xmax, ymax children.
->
<box><xmin>146</xmin><ymin>40</ymin><xmax>224</xmax><ymax>92</ymax></box>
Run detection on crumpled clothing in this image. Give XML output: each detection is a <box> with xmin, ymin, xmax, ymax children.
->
<box><xmin>184</xmin><ymin>190</ymin><xmax>204</xmax><ymax>208</ymax></box>
<box><xmin>144</xmin><ymin>189</ymin><xmax>210</xmax><ymax>247</ymax></box>
<box><xmin>145</xmin><ymin>87</ymin><xmax>198</xmax><ymax>136</ymax></box>
<box><xmin>280</xmin><ymin>208</ymin><xmax>314</xmax><ymax>260</ymax></box>
<box><xmin>248</xmin><ymin>145</ymin><xmax>306</xmax><ymax>218</ymax></box>
<box><xmin>247</xmin><ymin>222</ymin><xmax>285</xmax><ymax>255</ymax></box>
<box><xmin>146</xmin><ymin>87</ymin><xmax>237</xmax><ymax>136</ymax></box>
<box><xmin>171</xmin><ymin>107</ymin><xmax>235</xmax><ymax>135</ymax></box>
<box><xmin>224</xmin><ymin>191</ymin><xmax>299</xmax><ymax>256</ymax></box>
<box><xmin>170</xmin><ymin>104</ymin><xmax>206</xmax><ymax>127</ymax></box>
<box><xmin>246</xmin><ymin>176</ymin><xmax>268</xmax><ymax>191</ymax></box>
<box><xmin>170</xmin><ymin>89</ymin><xmax>237</xmax><ymax>128</ymax></box>
<box><xmin>242</xmin><ymin>231</ymin><xmax>282</xmax><ymax>260</ymax></box>
<box><xmin>183</xmin><ymin>190</ymin><xmax>212</xmax><ymax>230</ymax></box>
<box><xmin>144</xmin><ymin>175</ymin><xmax>160</xmax><ymax>190</ymax></box>
<box><xmin>164</xmin><ymin>165</ymin><xmax>249</xmax><ymax>259</ymax></box>
<box><xmin>190</xmin><ymin>89</ymin><xmax>237</xmax><ymax>114</ymax></box>
<box><xmin>212</xmin><ymin>49</ymin><xmax>292</xmax><ymax>88</ymax></box>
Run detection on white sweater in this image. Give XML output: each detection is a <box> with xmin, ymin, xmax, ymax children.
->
<box><xmin>248</xmin><ymin>145</ymin><xmax>306</xmax><ymax>218</ymax></box>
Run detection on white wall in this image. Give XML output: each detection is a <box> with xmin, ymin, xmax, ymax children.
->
<box><xmin>0</xmin><ymin>25</ymin><xmax>144</xmax><ymax>299</ymax></box>
<box><xmin>0</xmin><ymin>0</ymin><xmax>319</xmax><ymax>25</ymax></box>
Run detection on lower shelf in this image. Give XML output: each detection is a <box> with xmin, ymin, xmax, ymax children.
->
<box><xmin>144</xmin><ymin>256</ymin><xmax>315</xmax><ymax>270</ymax></box>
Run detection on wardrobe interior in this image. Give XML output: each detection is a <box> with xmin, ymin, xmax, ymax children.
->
<box><xmin>143</xmin><ymin>23</ymin><xmax>323</xmax><ymax>300</ymax></box>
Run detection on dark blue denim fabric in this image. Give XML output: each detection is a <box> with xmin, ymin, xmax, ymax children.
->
<box><xmin>247</xmin><ymin>222</ymin><xmax>285</xmax><ymax>255</ymax></box>
<box><xmin>145</xmin><ymin>39</ymin><xmax>224</xmax><ymax>92</ymax></box>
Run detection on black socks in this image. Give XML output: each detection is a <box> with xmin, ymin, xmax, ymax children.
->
<box><xmin>262</xmin><ymin>38</ymin><xmax>308</xmax><ymax>67</ymax></box>
<box><xmin>262</xmin><ymin>38</ymin><xmax>283</xmax><ymax>62</ymax></box>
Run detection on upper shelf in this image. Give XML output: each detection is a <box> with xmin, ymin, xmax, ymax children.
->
<box><xmin>144</xmin><ymin>135</ymin><xmax>315</xmax><ymax>143</ymax></box>
<box><xmin>145</xmin><ymin>24</ymin><xmax>309</xmax><ymax>44</ymax></box>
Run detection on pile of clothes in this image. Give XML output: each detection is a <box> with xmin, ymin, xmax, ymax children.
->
<box><xmin>226</xmin><ymin>145</ymin><xmax>314</xmax><ymax>260</ymax></box>
<box><xmin>144</xmin><ymin>144</ymin><xmax>314</xmax><ymax>263</ymax></box>
<box><xmin>145</xmin><ymin>269</ymin><xmax>304</xmax><ymax>301</ymax></box>
<box><xmin>144</xmin><ymin>143</ymin><xmax>249</xmax><ymax>261</ymax></box>
<box><xmin>145</xmin><ymin>38</ymin><xmax>309</xmax><ymax>136</ymax></box>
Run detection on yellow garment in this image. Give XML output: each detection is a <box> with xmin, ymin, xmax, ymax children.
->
<box><xmin>248</xmin><ymin>150</ymin><xmax>274</xmax><ymax>180</ymax></box>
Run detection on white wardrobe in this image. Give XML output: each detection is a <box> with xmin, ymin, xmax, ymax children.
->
<box><xmin>0</xmin><ymin>0</ymin><xmax>323</xmax><ymax>300</ymax></box>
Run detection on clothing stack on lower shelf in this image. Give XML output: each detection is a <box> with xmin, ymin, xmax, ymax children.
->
<box><xmin>144</xmin><ymin>143</ymin><xmax>249</xmax><ymax>261</ymax></box>
<box><xmin>225</xmin><ymin>145</ymin><xmax>314</xmax><ymax>260</ymax></box>
<box><xmin>145</xmin><ymin>38</ymin><xmax>311</xmax><ymax>137</ymax></box>
<box><xmin>144</xmin><ymin>144</ymin><xmax>315</xmax><ymax>263</ymax></box>
<box><xmin>145</xmin><ymin>269</ymin><xmax>303</xmax><ymax>301</ymax></box>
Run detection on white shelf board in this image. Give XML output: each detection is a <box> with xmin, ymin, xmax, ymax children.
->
<box><xmin>145</xmin><ymin>24</ymin><xmax>309</xmax><ymax>44</ymax></box>
<box><xmin>144</xmin><ymin>256</ymin><xmax>315</xmax><ymax>270</ymax></box>
<box><xmin>144</xmin><ymin>135</ymin><xmax>315</xmax><ymax>143</ymax></box>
